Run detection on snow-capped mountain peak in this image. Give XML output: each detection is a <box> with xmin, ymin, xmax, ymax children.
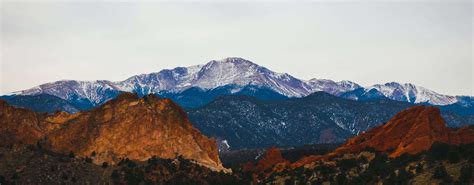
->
<box><xmin>365</xmin><ymin>82</ymin><xmax>457</xmax><ymax>105</ymax></box>
<box><xmin>306</xmin><ymin>78</ymin><xmax>361</xmax><ymax>96</ymax></box>
<box><xmin>9</xmin><ymin>57</ymin><xmax>464</xmax><ymax>106</ymax></box>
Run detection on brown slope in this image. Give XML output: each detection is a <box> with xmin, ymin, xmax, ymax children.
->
<box><xmin>0</xmin><ymin>100</ymin><xmax>78</xmax><ymax>146</ymax></box>
<box><xmin>293</xmin><ymin>106</ymin><xmax>474</xmax><ymax>167</ymax></box>
<box><xmin>0</xmin><ymin>93</ymin><xmax>226</xmax><ymax>171</ymax></box>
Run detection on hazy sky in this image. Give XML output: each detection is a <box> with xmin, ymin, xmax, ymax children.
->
<box><xmin>1</xmin><ymin>0</ymin><xmax>472</xmax><ymax>95</ymax></box>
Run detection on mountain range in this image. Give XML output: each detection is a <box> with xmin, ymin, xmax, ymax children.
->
<box><xmin>6</xmin><ymin>57</ymin><xmax>470</xmax><ymax>110</ymax></box>
<box><xmin>187</xmin><ymin>92</ymin><xmax>474</xmax><ymax>150</ymax></box>
<box><xmin>1</xmin><ymin>57</ymin><xmax>472</xmax><ymax>150</ymax></box>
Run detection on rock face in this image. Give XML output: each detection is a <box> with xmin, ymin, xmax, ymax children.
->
<box><xmin>292</xmin><ymin>106</ymin><xmax>474</xmax><ymax>167</ymax></box>
<box><xmin>335</xmin><ymin>106</ymin><xmax>474</xmax><ymax>157</ymax></box>
<box><xmin>241</xmin><ymin>147</ymin><xmax>290</xmax><ymax>175</ymax></box>
<box><xmin>0</xmin><ymin>93</ymin><xmax>225</xmax><ymax>171</ymax></box>
<box><xmin>255</xmin><ymin>147</ymin><xmax>289</xmax><ymax>172</ymax></box>
<box><xmin>0</xmin><ymin>100</ymin><xmax>74</xmax><ymax>146</ymax></box>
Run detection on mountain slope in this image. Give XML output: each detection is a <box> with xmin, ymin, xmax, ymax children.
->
<box><xmin>0</xmin><ymin>93</ymin><xmax>225</xmax><ymax>171</ymax></box>
<box><xmin>292</xmin><ymin>106</ymin><xmax>474</xmax><ymax>168</ymax></box>
<box><xmin>187</xmin><ymin>92</ymin><xmax>473</xmax><ymax>150</ymax></box>
<box><xmin>0</xmin><ymin>94</ymin><xmax>79</xmax><ymax>113</ymax></box>
<box><xmin>157</xmin><ymin>85</ymin><xmax>289</xmax><ymax>109</ymax></box>
<box><xmin>342</xmin><ymin>82</ymin><xmax>460</xmax><ymax>105</ymax></box>
<box><xmin>10</xmin><ymin>57</ymin><xmax>362</xmax><ymax>106</ymax></box>
<box><xmin>11</xmin><ymin>57</ymin><xmax>467</xmax><ymax>107</ymax></box>
<box><xmin>335</xmin><ymin>106</ymin><xmax>474</xmax><ymax>157</ymax></box>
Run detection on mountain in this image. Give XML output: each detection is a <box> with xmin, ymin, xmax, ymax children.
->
<box><xmin>0</xmin><ymin>93</ymin><xmax>226</xmax><ymax>171</ymax></box>
<box><xmin>9</xmin><ymin>57</ymin><xmax>469</xmax><ymax>107</ymax></box>
<box><xmin>306</xmin><ymin>79</ymin><xmax>361</xmax><ymax>96</ymax></box>
<box><xmin>440</xmin><ymin>96</ymin><xmax>474</xmax><ymax>116</ymax></box>
<box><xmin>117</xmin><ymin>57</ymin><xmax>315</xmax><ymax>97</ymax></box>
<box><xmin>157</xmin><ymin>85</ymin><xmax>289</xmax><ymax>109</ymax></box>
<box><xmin>341</xmin><ymin>82</ymin><xmax>460</xmax><ymax>105</ymax></box>
<box><xmin>292</xmin><ymin>106</ymin><xmax>474</xmax><ymax>168</ymax></box>
<box><xmin>16</xmin><ymin>80</ymin><xmax>124</xmax><ymax>109</ymax></box>
<box><xmin>1</xmin><ymin>84</ymin><xmax>288</xmax><ymax>112</ymax></box>
<box><xmin>9</xmin><ymin>57</ymin><xmax>364</xmax><ymax>107</ymax></box>
<box><xmin>334</xmin><ymin>106</ymin><xmax>474</xmax><ymax>158</ymax></box>
<box><xmin>0</xmin><ymin>94</ymin><xmax>80</xmax><ymax>113</ymax></box>
<box><xmin>187</xmin><ymin>92</ymin><xmax>474</xmax><ymax>150</ymax></box>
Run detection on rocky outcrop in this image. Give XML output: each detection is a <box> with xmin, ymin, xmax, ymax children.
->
<box><xmin>293</xmin><ymin>106</ymin><xmax>474</xmax><ymax>167</ymax></box>
<box><xmin>0</xmin><ymin>100</ymin><xmax>75</xmax><ymax>146</ymax></box>
<box><xmin>335</xmin><ymin>106</ymin><xmax>474</xmax><ymax>157</ymax></box>
<box><xmin>242</xmin><ymin>147</ymin><xmax>290</xmax><ymax>174</ymax></box>
<box><xmin>0</xmin><ymin>93</ymin><xmax>226</xmax><ymax>171</ymax></box>
<box><xmin>255</xmin><ymin>147</ymin><xmax>289</xmax><ymax>171</ymax></box>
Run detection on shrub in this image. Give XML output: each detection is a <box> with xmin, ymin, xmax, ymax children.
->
<box><xmin>336</xmin><ymin>173</ymin><xmax>347</xmax><ymax>185</ymax></box>
<box><xmin>68</xmin><ymin>151</ymin><xmax>75</xmax><ymax>158</ymax></box>
<box><xmin>338</xmin><ymin>158</ymin><xmax>358</xmax><ymax>172</ymax></box>
<box><xmin>415</xmin><ymin>164</ymin><xmax>423</xmax><ymax>173</ymax></box>
<box><xmin>111</xmin><ymin>170</ymin><xmax>120</xmax><ymax>183</ymax></box>
<box><xmin>433</xmin><ymin>166</ymin><xmax>451</xmax><ymax>183</ymax></box>
<box><xmin>429</xmin><ymin>142</ymin><xmax>450</xmax><ymax>161</ymax></box>
<box><xmin>61</xmin><ymin>172</ymin><xmax>68</xmax><ymax>180</ymax></box>
<box><xmin>315</xmin><ymin>165</ymin><xmax>336</xmax><ymax>176</ymax></box>
<box><xmin>384</xmin><ymin>169</ymin><xmax>412</xmax><ymax>185</ymax></box>
<box><xmin>447</xmin><ymin>150</ymin><xmax>460</xmax><ymax>164</ymax></box>
<box><xmin>0</xmin><ymin>175</ymin><xmax>6</xmax><ymax>184</ymax></box>
<box><xmin>85</xmin><ymin>157</ymin><xmax>92</xmax><ymax>163</ymax></box>
<box><xmin>368</xmin><ymin>153</ymin><xmax>391</xmax><ymax>178</ymax></box>
<box><xmin>458</xmin><ymin>165</ymin><xmax>473</xmax><ymax>184</ymax></box>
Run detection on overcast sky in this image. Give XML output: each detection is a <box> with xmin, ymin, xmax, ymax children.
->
<box><xmin>1</xmin><ymin>1</ymin><xmax>472</xmax><ymax>95</ymax></box>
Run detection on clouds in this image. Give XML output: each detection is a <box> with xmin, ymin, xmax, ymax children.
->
<box><xmin>1</xmin><ymin>1</ymin><xmax>472</xmax><ymax>95</ymax></box>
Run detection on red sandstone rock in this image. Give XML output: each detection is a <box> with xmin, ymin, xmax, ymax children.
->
<box><xmin>293</xmin><ymin>106</ymin><xmax>474</xmax><ymax>167</ymax></box>
<box><xmin>255</xmin><ymin>147</ymin><xmax>290</xmax><ymax>172</ymax></box>
<box><xmin>0</xmin><ymin>93</ymin><xmax>226</xmax><ymax>172</ymax></box>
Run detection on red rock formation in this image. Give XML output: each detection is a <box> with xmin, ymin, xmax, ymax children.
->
<box><xmin>0</xmin><ymin>100</ymin><xmax>76</xmax><ymax>146</ymax></box>
<box><xmin>293</xmin><ymin>106</ymin><xmax>474</xmax><ymax>167</ymax></box>
<box><xmin>291</xmin><ymin>155</ymin><xmax>324</xmax><ymax>168</ymax></box>
<box><xmin>0</xmin><ymin>93</ymin><xmax>226</xmax><ymax>171</ymax></box>
<box><xmin>242</xmin><ymin>147</ymin><xmax>290</xmax><ymax>175</ymax></box>
<box><xmin>335</xmin><ymin>106</ymin><xmax>474</xmax><ymax>157</ymax></box>
<box><xmin>255</xmin><ymin>147</ymin><xmax>290</xmax><ymax>171</ymax></box>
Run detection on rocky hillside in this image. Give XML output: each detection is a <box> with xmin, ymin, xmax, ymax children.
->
<box><xmin>292</xmin><ymin>106</ymin><xmax>474</xmax><ymax>168</ymax></box>
<box><xmin>0</xmin><ymin>146</ymin><xmax>241</xmax><ymax>184</ymax></box>
<box><xmin>235</xmin><ymin>106</ymin><xmax>474</xmax><ymax>184</ymax></box>
<box><xmin>188</xmin><ymin>92</ymin><xmax>473</xmax><ymax>149</ymax></box>
<box><xmin>0</xmin><ymin>93</ymin><xmax>225</xmax><ymax>171</ymax></box>
<box><xmin>334</xmin><ymin>106</ymin><xmax>474</xmax><ymax>158</ymax></box>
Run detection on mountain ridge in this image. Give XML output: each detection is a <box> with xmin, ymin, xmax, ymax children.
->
<box><xmin>187</xmin><ymin>91</ymin><xmax>473</xmax><ymax>150</ymax></box>
<box><xmin>9</xmin><ymin>57</ymin><xmax>467</xmax><ymax>107</ymax></box>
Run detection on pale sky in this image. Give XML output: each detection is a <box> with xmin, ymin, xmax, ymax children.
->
<box><xmin>1</xmin><ymin>0</ymin><xmax>473</xmax><ymax>96</ymax></box>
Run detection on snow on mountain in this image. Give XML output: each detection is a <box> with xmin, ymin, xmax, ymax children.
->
<box><xmin>16</xmin><ymin>80</ymin><xmax>121</xmax><ymax>106</ymax></box>
<box><xmin>10</xmin><ymin>57</ymin><xmax>464</xmax><ymax>106</ymax></box>
<box><xmin>306</xmin><ymin>79</ymin><xmax>361</xmax><ymax>96</ymax></box>
<box><xmin>349</xmin><ymin>82</ymin><xmax>459</xmax><ymax>105</ymax></box>
<box><xmin>115</xmin><ymin>57</ymin><xmax>314</xmax><ymax>97</ymax></box>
